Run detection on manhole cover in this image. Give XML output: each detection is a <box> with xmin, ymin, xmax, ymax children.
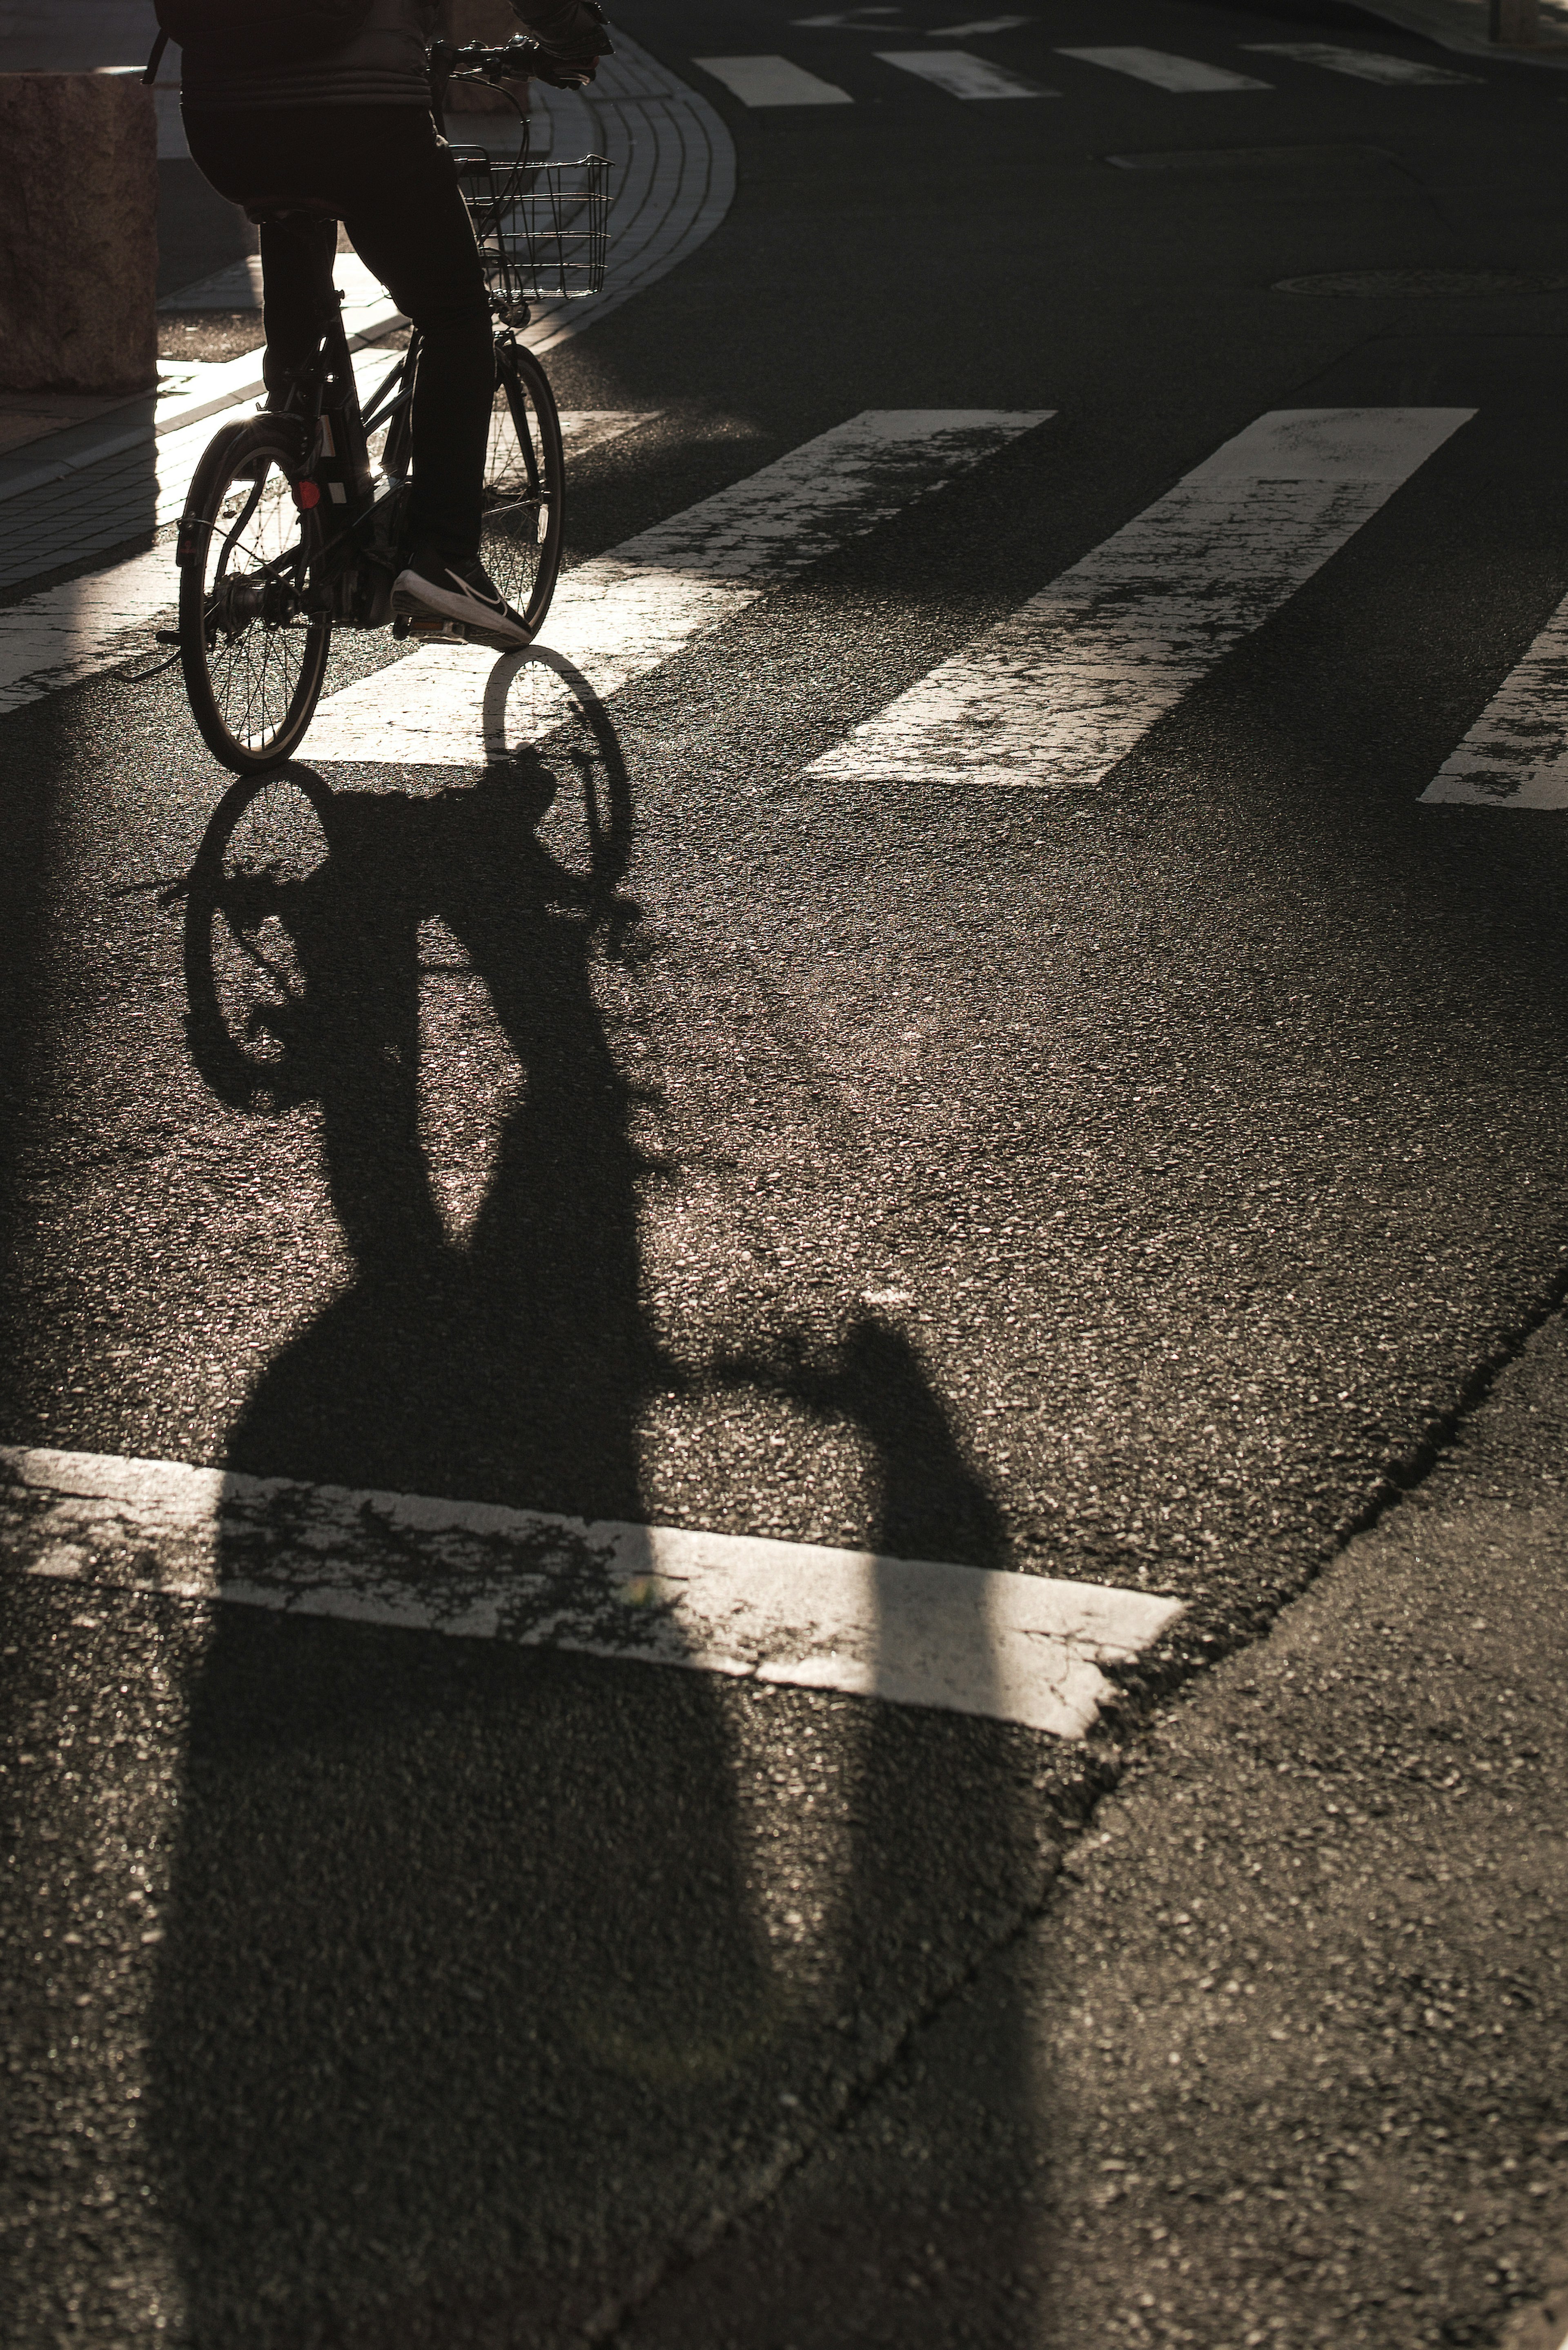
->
<box><xmin>1273</xmin><ymin>268</ymin><xmax>1568</xmax><ymax>296</ymax></box>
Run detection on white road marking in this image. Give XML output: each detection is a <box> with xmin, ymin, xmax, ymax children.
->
<box><xmin>810</xmin><ymin>408</ymin><xmax>1472</xmax><ymax>792</ymax></box>
<box><xmin>1056</xmin><ymin>45</ymin><xmax>1272</xmax><ymax>90</ymax></box>
<box><xmin>0</xmin><ymin>414</ymin><xmax>657</xmax><ymax>718</ymax></box>
<box><xmin>302</xmin><ymin>409</ymin><xmax>1052</xmax><ymax>767</ymax></box>
<box><xmin>876</xmin><ymin>47</ymin><xmax>1051</xmax><ymax>95</ymax></box>
<box><xmin>1242</xmin><ymin>40</ymin><xmax>1479</xmax><ymax>83</ymax></box>
<box><xmin>0</xmin><ymin>1444</ymin><xmax>1183</xmax><ymax>1738</ymax></box>
<box><xmin>1421</xmin><ymin>590</ymin><xmax>1568</xmax><ymax>809</ymax></box>
<box><xmin>928</xmin><ymin>14</ymin><xmax>1035</xmax><ymax>33</ymax></box>
<box><xmin>791</xmin><ymin>5</ymin><xmax>907</xmax><ymax>21</ymax></box>
<box><xmin>692</xmin><ymin>54</ymin><xmax>854</xmax><ymax>104</ymax></box>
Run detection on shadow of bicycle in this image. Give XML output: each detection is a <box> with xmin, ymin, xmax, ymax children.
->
<box><xmin>143</xmin><ymin>660</ymin><xmax>1057</xmax><ymax>2347</ymax></box>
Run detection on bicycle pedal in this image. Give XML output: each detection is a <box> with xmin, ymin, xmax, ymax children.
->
<box><xmin>405</xmin><ymin>616</ymin><xmax>469</xmax><ymax>643</ymax></box>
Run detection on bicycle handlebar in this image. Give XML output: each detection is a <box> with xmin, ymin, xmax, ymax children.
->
<box><xmin>428</xmin><ymin>33</ymin><xmax>607</xmax><ymax>90</ymax></box>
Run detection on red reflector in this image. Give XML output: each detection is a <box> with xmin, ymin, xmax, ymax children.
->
<box><xmin>293</xmin><ymin>478</ymin><xmax>321</xmax><ymax>509</ymax></box>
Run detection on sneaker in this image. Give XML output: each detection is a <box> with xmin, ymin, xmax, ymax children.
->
<box><xmin>391</xmin><ymin>548</ymin><xmax>532</xmax><ymax>649</ymax></box>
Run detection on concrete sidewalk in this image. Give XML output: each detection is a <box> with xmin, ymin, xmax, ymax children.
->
<box><xmin>1359</xmin><ymin>0</ymin><xmax>1568</xmax><ymax>58</ymax></box>
<box><xmin>0</xmin><ymin>37</ymin><xmax>734</xmax><ymax>600</ymax></box>
<box><xmin>616</xmin><ymin>1309</ymin><xmax>1568</xmax><ymax>2349</ymax></box>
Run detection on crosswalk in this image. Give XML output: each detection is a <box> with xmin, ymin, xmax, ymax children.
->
<box><xmin>6</xmin><ymin>399</ymin><xmax>1568</xmax><ymax>816</ymax></box>
<box><xmin>299</xmin><ymin>409</ymin><xmax>1049</xmax><ymax>764</ymax></box>
<box><xmin>1055</xmin><ymin>45</ymin><xmax>1268</xmax><ymax>92</ymax></box>
<box><xmin>691</xmin><ymin>39</ymin><xmax>1479</xmax><ymax>103</ymax></box>
<box><xmin>811</xmin><ymin>410</ymin><xmax>1472</xmax><ymax>790</ymax></box>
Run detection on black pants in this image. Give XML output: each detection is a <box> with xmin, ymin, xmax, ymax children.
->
<box><xmin>184</xmin><ymin>105</ymin><xmax>494</xmax><ymax>562</ymax></box>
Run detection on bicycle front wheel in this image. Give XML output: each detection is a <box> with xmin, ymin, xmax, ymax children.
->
<box><xmin>481</xmin><ymin>343</ymin><xmax>565</xmax><ymax>637</ymax></box>
<box><xmin>178</xmin><ymin>418</ymin><xmax>332</xmax><ymax>775</ymax></box>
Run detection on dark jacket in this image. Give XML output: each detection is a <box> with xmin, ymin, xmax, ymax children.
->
<box><xmin>180</xmin><ymin>0</ymin><xmax>445</xmax><ymax>109</ymax></box>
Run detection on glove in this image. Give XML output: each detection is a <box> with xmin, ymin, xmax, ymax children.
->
<box><xmin>515</xmin><ymin>0</ymin><xmax>613</xmax><ymax>85</ymax></box>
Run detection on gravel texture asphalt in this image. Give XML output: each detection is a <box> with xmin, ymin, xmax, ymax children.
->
<box><xmin>4</xmin><ymin>0</ymin><xmax>1568</xmax><ymax>2343</ymax></box>
<box><xmin>617</xmin><ymin>1307</ymin><xmax>1568</xmax><ymax>2349</ymax></box>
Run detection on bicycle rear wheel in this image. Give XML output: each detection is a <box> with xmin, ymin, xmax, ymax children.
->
<box><xmin>178</xmin><ymin>419</ymin><xmax>332</xmax><ymax>775</ymax></box>
<box><xmin>481</xmin><ymin>341</ymin><xmax>565</xmax><ymax>637</ymax></box>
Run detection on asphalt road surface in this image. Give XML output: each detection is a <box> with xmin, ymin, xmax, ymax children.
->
<box><xmin>4</xmin><ymin>0</ymin><xmax>1568</xmax><ymax>2343</ymax></box>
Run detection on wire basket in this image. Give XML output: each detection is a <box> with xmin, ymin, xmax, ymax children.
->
<box><xmin>450</xmin><ymin>145</ymin><xmax>611</xmax><ymax>311</ymax></box>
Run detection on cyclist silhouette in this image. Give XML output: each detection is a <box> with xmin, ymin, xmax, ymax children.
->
<box><xmin>177</xmin><ymin>0</ymin><xmax>612</xmax><ymax>647</ymax></box>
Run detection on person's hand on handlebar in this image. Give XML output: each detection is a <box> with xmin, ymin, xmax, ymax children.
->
<box><xmin>514</xmin><ymin>0</ymin><xmax>614</xmax><ymax>88</ymax></box>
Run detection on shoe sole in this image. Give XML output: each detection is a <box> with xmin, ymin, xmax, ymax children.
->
<box><xmin>391</xmin><ymin>577</ymin><xmax>531</xmax><ymax>652</ymax></box>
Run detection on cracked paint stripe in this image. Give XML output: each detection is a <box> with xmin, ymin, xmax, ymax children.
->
<box><xmin>1421</xmin><ymin>588</ymin><xmax>1568</xmax><ymax>809</ymax></box>
<box><xmin>810</xmin><ymin>406</ymin><xmax>1474</xmax><ymax>791</ymax></box>
<box><xmin>0</xmin><ymin>1444</ymin><xmax>1180</xmax><ymax>1739</ymax></box>
<box><xmin>301</xmin><ymin>408</ymin><xmax>1054</xmax><ymax>766</ymax></box>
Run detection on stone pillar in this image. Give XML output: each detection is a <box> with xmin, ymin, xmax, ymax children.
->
<box><xmin>0</xmin><ymin>73</ymin><xmax>158</xmax><ymax>395</ymax></box>
<box><xmin>441</xmin><ymin>0</ymin><xmax>528</xmax><ymax>112</ymax></box>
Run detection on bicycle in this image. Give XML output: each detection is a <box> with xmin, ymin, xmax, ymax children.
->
<box><xmin>173</xmin><ymin>36</ymin><xmax>610</xmax><ymax>777</ymax></box>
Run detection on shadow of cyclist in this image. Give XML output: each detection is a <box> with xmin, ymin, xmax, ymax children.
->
<box><xmin>143</xmin><ymin>686</ymin><xmax>1051</xmax><ymax>2347</ymax></box>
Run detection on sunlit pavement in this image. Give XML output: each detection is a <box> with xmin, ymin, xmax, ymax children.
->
<box><xmin>4</xmin><ymin>0</ymin><xmax>1568</xmax><ymax>2343</ymax></box>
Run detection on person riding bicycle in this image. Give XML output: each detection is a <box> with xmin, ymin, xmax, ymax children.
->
<box><xmin>177</xmin><ymin>0</ymin><xmax>612</xmax><ymax>650</ymax></box>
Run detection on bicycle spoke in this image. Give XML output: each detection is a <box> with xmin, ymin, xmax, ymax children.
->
<box><xmin>180</xmin><ymin>423</ymin><xmax>331</xmax><ymax>780</ymax></box>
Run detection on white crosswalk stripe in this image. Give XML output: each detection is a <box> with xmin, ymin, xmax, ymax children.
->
<box><xmin>0</xmin><ymin>414</ymin><xmax>658</xmax><ymax>717</ymax></box>
<box><xmin>875</xmin><ymin>48</ymin><xmax>1052</xmax><ymax>96</ymax></box>
<box><xmin>809</xmin><ymin>408</ymin><xmax>1473</xmax><ymax>792</ymax></box>
<box><xmin>930</xmin><ymin>14</ymin><xmax>1036</xmax><ymax>33</ymax></box>
<box><xmin>1421</xmin><ymin>589</ymin><xmax>1568</xmax><ymax>809</ymax></box>
<box><xmin>1242</xmin><ymin>40</ymin><xmax>1478</xmax><ymax>84</ymax></box>
<box><xmin>1056</xmin><ymin>45</ymin><xmax>1271</xmax><ymax>91</ymax></box>
<box><xmin>678</xmin><ymin>41</ymin><xmax>1485</xmax><ymax>107</ymax></box>
<box><xmin>693</xmin><ymin>53</ymin><xmax>853</xmax><ymax>103</ymax></box>
<box><xmin>9</xmin><ymin>401</ymin><xmax>1534</xmax><ymax>822</ymax></box>
<box><xmin>0</xmin><ymin>1445</ymin><xmax>1183</xmax><ymax>1738</ymax></box>
<box><xmin>789</xmin><ymin>7</ymin><xmax>909</xmax><ymax>22</ymax></box>
<box><xmin>301</xmin><ymin>410</ymin><xmax>1051</xmax><ymax>767</ymax></box>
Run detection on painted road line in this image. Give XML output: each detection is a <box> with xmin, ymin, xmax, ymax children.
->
<box><xmin>0</xmin><ymin>1445</ymin><xmax>1183</xmax><ymax>1738</ymax></box>
<box><xmin>791</xmin><ymin>7</ymin><xmax>910</xmax><ymax>24</ymax></box>
<box><xmin>876</xmin><ymin>48</ymin><xmax>1052</xmax><ymax>95</ymax></box>
<box><xmin>0</xmin><ymin>415</ymin><xmax>658</xmax><ymax>719</ymax></box>
<box><xmin>1421</xmin><ymin>590</ymin><xmax>1568</xmax><ymax>809</ymax></box>
<box><xmin>1057</xmin><ymin>45</ymin><xmax>1271</xmax><ymax>90</ymax></box>
<box><xmin>810</xmin><ymin>408</ymin><xmax>1472</xmax><ymax>792</ymax></box>
<box><xmin>302</xmin><ymin>409</ymin><xmax>1052</xmax><ymax>767</ymax></box>
<box><xmin>929</xmin><ymin>15</ymin><xmax>1036</xmax><ymax>33</ymax></box>
<box><xmin>692</xmin><ymin>54</ymin><xmax>854</xmax><ymax>104</ymax></box>
<box><xmin>1242</xmin><ymin>40</ymin><xmax>1478</xmax><ymax>82</ymax></box>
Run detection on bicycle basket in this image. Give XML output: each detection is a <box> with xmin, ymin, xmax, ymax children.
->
<box><xmin>450</xmin><ymin>145</ymin><xmax>611</xmax><ymax>308</ymax></box>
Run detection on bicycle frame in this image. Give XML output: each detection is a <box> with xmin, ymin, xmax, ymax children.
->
<box><xmin>251</xmin><ymin>252</ymin><xmax>418</xmax><ymax>633</ymax></box>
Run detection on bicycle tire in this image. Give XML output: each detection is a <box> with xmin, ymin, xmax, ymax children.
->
<box><xmin>481</xmin><ymin>341</ymin><xmax>566</xmax><ymax>638</ymax></box>
<box><xmin>178</xmin><ymin>418</ymin><xmax>333</xmax><ymax>776</ymax></box>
